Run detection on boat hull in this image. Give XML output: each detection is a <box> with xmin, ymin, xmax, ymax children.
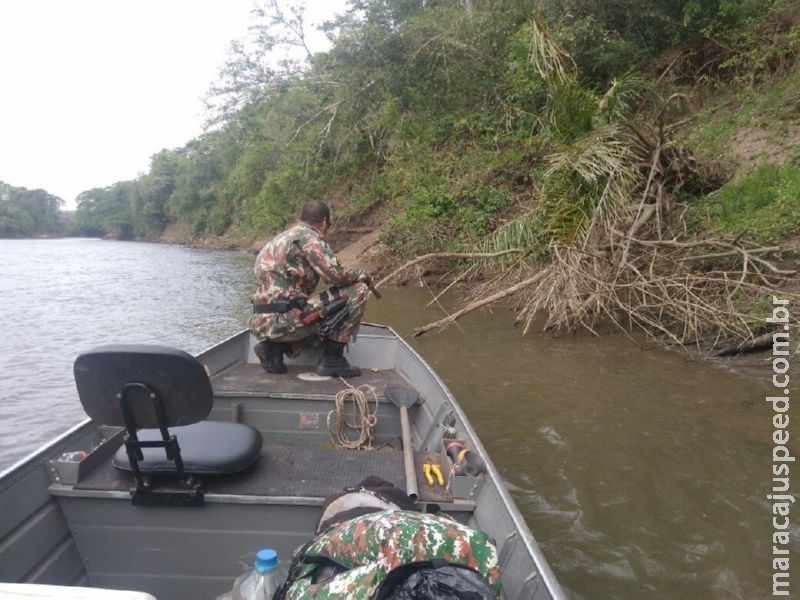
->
<box><xmin>0</xmin><ymin>324</ymin><xmax>564</xmax><ymax>599</ymax></box>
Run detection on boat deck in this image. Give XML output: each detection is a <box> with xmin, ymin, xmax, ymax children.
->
<box><xmin>62</xmin><ymin>362</ymin><xmax>452</xmax><ymax>504</ymax></box>
<box><xmin>5</xmin><ymin>329</ymin><xmax>564</xmax><ymax>600</ymax></box>
<box><xmin>210</xmin><ymin>362</ymin><xmax>411</xmax><ymax>399</ymax></box>
<box><xmin>74</xmin><ymin>444</ymin><xmax>407</xmax><ymax>499</ymax></box>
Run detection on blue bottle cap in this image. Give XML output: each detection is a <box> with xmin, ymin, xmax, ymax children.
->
<box><xmin>255</xmin><ymin>548</ymin><xmax>278</xmax><ymax>573</ymax></box>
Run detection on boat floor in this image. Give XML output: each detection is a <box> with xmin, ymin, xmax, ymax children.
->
<box><xmin>210</xmin><ymin>362</ymin><xmax>411</xmax><ymax>399</ymax></box>
<box><xmin>74</xmin><ymin>444</ymin><xmax>408</xmax><ymax>499</ymax></box>
<box><xmin>70</xmin><ymin>363</ymin><xmax>452</xmax><ymax>503</ymax></box>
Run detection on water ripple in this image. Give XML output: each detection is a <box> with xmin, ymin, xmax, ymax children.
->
<box><xmin>0</xmin><ymin>239</ymin><xmax>253</xmax><ymax>470</ymax></box>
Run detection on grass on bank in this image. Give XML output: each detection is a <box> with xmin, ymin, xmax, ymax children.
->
<box><xmin>691</xmin><ymin>163</ymin><xmax>800</xmax><ymax>244</ymax></box>
<box><xmin>675</xmin><ymin>66</ymin><xmax>800</xmax><ymax>247</ymax></box>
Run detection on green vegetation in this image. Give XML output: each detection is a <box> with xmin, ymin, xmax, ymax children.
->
<box><xmin>0</xmin><ymin>182</ymin><xmax>65</xmax><ymax>237</ymax></box>
<box><xmin>693</xmin><ymin>163</ymin><xmax>800</xmax><ymax>243</ymax></box>
<box><xmin>52</xmin><ymin>0</ymin><xmax>797</xmax><ymax>249</ymax></box>
<box><xmin>5</xmin><ymin>0</ymin><xmax>797</xmax><ymax>344</ymax></box>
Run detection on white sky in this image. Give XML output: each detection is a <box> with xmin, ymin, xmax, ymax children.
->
<box><xmin>0</xmin><ymin>0</ymin><xmax>348</xmax><ymax>209</ymax></box>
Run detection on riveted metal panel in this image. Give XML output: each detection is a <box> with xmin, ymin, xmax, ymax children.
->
<box><xmin>58</xmin><ymin>497</ymin><xmax>318</xmax><ymax>599</ymax></box>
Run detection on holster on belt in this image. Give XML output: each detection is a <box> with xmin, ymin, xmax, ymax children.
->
<box><xmin>253</xmin><ymin>297</ymin><xmax>307</xmax><ymax>314</ymax></box>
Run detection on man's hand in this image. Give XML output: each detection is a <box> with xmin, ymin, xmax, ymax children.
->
<box><xmin>357</xmin><ymin>270</ymin><xmax>381</xmax><ymax>299</ymax></box>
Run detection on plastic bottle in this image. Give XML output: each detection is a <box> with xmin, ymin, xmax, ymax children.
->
<box><xmin>221</xmin><ymin>548</ymin><xmax>284</xmax><ymax>600</ymax></box>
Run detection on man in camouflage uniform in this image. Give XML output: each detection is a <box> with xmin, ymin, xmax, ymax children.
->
<box><xmin>249</xmin><ymin>199</ymin><xmax>372</xmax><ymax>377</ymax></box>
<box><xmin>278</xmin><ymin>510</ymin><xmax>502</xmax><ymax>599</ymax></box>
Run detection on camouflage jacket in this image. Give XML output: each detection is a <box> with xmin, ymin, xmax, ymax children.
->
<box><xmin>252</xmin><ymin>222</ymin><xmax>361</xmax><ymax>305</ymax></box>
<box><xmin>282</xmin><ymin>510</ymin><xmax>502</xmax><ymax>599</ymax></box>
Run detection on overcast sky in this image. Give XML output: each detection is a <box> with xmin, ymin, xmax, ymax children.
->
<box><xmin>0</xmin><ymin>0</ymin><xmax>348</xmax><ymax>209</ymax></box>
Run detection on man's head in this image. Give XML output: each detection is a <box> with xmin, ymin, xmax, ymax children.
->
<box><xmin>300</xmin><ymin>199</ymin><xmax>331</xmax><ymax>234</ymax></box>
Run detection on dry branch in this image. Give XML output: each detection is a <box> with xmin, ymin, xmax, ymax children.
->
<box><xmin>374</xmin><ymin>249</ymin><xmax>525</xmax><ymax>289</ymax></box>
<box><xmin>413</xmin><ymin>271</ymin><xmax>547</xmax><ymax>337</ymax></box>
<box><xmin>394</xmin><ymin>89</ymin><xmax>797</xmax><ymax>354</ymax></box>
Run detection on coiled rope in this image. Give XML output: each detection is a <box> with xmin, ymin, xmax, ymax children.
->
<box><xmin>327</xmin><ymin>379</ymin><xmax>379</xmax><ymax>449</ymax></box>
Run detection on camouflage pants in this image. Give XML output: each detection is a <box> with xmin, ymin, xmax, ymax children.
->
<box><xmin>248</xmin><ymin>282</ymin><xmax>370</xmax><ymax>346</ymax></box>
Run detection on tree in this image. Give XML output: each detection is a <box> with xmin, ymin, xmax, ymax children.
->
<box><xmin>0</xmin><ymin>182</ymin><xmax>65</xmax><ymax>237</ymax></box>
<box><xmin>133</xmin><ymin>150</ymin><xmax>179</xmax><ymax>236</ymax></box>
<box><xmin>72</xmin><ymin>184</ymin><xmax>135</xmax><ymax>239</ymax></box>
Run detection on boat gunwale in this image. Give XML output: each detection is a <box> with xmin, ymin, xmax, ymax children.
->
<box><xmin>0</xmin><ymin>419</ymin><xmax>94</xmax><ymax>488</ymax></box>
<box><xmin>375</xmin><ymin>323</ymin><xmax>567</xmax><ymax>599</ymax></box>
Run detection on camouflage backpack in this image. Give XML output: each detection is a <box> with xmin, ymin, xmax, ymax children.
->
<box><xmin>278</xmin><ymin>510</ymin><xmax>501</xmax><ymax>599</ymax></box>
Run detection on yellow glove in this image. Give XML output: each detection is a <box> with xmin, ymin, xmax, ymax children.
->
<box><xmin>422</xmin><ymin>463</ymin><xmax>434</xmax><ymax>486</ymax></box>
<box><xmin>430</xmin><ymin>464</ymin><xmax>445</xmax><ymax>486</ymax></box>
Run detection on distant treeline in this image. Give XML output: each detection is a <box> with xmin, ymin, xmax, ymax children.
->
<box><xmin>0</xmin><ymin>182</ymin><xmax>66</xmax><ymax>237</ymax></box>
<box><xmin>23</xmin><ymin>0</ymin><xmax>800</xmax><ymax>248</ymax></box>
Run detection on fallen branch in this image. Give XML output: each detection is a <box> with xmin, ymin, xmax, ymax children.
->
<box><xmin>374</xmin><ymin>249</ymin><xmax>524</xmax><ymax>289</ymax></box>
<box><xmin>713</xmin><ymin>332</ymin><xmax>776</xmax><ymax>357</ymax></box>
<box><xmin>413</xmin><ymin>271</ymin><xmax>546</xmax><ymax>337</ymax></box>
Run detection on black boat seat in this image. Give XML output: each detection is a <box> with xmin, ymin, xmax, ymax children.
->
<box><xmin>74</xmin><ymin>344</ymin><xmax>263</xmax><ymax>478</ymax></box>
<box><xmin>112</xmin><ymin>421</ymin><xmax>262</xmax><ymax>475</ymax></box>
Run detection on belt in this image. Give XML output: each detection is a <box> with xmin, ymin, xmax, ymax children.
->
<box><xmin>252</xmin><ymin>297</ymin><xmax>307</xmax><ymax>314</ymax></box>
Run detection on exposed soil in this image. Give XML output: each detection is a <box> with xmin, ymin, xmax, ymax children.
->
<box><xmin>331</xmin><ymin>228</ymin><xmax>383</xmax><ymax>273</ymax></box>
<box><xmin>323</xmin><ymin>198</ymin><xmax>393</xmax><ymax>276</ymax></box>
<box><xmin>727</xmin><ymin>122</ymin><xmax>800</xmax><ymax>182</ymax></box>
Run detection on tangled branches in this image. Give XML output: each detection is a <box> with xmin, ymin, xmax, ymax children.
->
<box><xmin>392</xmin><ymin>111</ymin><xmax>797</xmax><ymax>349</ymax></box>
<box><xmin>378</xmin><ymin>18</ymin><xmax>798</xmax><ymax>352</ymax></box>
<box><xmin>502</xmin><ymin>236</ymin><xmax>795</xmax><ymax>346</ymax></box>
<box><xmin>400</xmin><ymin>218</ymin><xmax>796</xmax><ymax>348</ymax></box>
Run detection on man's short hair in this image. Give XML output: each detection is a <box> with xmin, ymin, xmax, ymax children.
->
<box><xmin>300</xmin><ymin>200</ymin><xmax>330</xmax><ymax>225</ymax></box>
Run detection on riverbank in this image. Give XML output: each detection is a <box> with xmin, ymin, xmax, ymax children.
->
<box><xmin>145</xmin><ymin>68</ymin><xmax>800</xmax><ymax>373</ymax></box>
<box><xmin>159</xmin><ymin>216</ymin><xmax>798</xmax><ymax>378</ymax></box>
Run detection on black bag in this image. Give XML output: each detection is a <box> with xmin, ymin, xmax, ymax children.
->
<box><xmin>378</xmin><ymin>561</ymin><xmax>496</xmax><ymax>600</ymax></box>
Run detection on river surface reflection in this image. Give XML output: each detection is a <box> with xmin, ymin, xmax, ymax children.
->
<box><xmin>0</xmin><ymin>239</ymin><xmax>793</xmax><ymax>598</ymax></box>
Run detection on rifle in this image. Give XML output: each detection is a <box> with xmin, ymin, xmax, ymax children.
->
<box><xmin>301</xmin><ymin>297</ymin><xmax>349</xmax><ymax>338</ymax></box>
<box><xmin>301</xmin><ymin>284</ymin><xmax>381</xmax><ymax>337</ymax></box>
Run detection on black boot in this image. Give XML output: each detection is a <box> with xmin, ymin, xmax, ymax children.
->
<box><xmin>254</xmin><ymin>341</ymin><xmax>288</xmax><ymax>374</ymax></box>
<box><xmin>316</xmin><ymin>340</ymin><xmax>361</xmax><ymax>377</ymax></box>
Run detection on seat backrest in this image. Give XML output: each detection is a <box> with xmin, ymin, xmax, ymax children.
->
<box><xmin>74</xmin><ymin>344</ymin><xmax>213</xmax><ymax>428</ymax></box>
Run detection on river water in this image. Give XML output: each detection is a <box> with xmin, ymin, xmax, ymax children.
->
<box><xmin>0</xmin><ymin>238</ymin><xmax>794</xmax><ymax>598</ymax></box>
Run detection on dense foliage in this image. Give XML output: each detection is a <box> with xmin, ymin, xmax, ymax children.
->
<box><xmin>0</xmin><ymin>182</ymin><xmax>65</xmax><ymax>237</ymax></box>
<box><xmin>59</xmin><ymin>0</ymin><xmax>798</xmax><ymax>251</ymax></box>
<box><xmin>3</xmin><ymin>0</ymin><xmax>793</xmax><ymax>344</ymax></box>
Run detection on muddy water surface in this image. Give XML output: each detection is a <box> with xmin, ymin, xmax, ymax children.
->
<box><xmin>366</xmin><ymin>287</ymin><xmax>796</xmax><ymax>599</ymax></box>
